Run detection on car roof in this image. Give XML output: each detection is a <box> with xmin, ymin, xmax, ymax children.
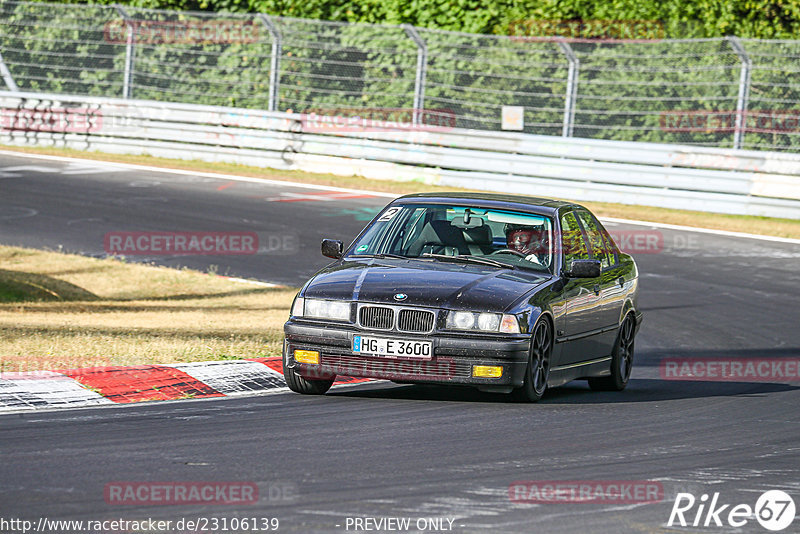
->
<box><xmin>393</xmin><ymin>192</ymin><xmax>582</xmax><ymax>216</ymax></box>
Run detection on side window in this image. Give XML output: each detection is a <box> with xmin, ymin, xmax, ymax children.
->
<box><xmin>575</xmin><ymin>211</ymin><xmax>611</xmax><ymax>269</ymax></box>
<box><xmin>560</xmin><ymin>211</ymin><xmax>590</xmax><ymax>266</ymax></box>
<box><xmin>599</xmin><ymin>228</ymin><xmax>619</xmax><ymax>267</ymax></box>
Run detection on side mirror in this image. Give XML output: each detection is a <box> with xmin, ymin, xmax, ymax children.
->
<box><xmin>321</xmin><ymin>239</ymin><xmax>344</xmax><ymax>259</ymax></box>
<box><xmin>564</xmin><ymin>259</ymin><xmax>601</xmax><ymax>278</ymax></box>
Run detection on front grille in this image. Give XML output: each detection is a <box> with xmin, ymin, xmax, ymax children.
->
<box><xmin>359</xmin><ymin>306</ymin><xmax>394</xmax><ymax>330</ymax></box>
<box><xmin>320</xmin><ymin>354</ymin><xmax>471</xmax><ymax>380</ymax></box>
<box><xmin>398</xmin><ymin>309</ymin><xmax>435</xmax><ymax>333</ymax></box>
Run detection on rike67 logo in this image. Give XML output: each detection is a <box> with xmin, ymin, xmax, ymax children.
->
<box><xmin>668</xmin><ymin>490</ymin><xmax>796</xmax><ymax>531</ymax></box>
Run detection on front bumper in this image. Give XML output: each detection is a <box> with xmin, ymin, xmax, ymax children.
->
<box><xmin>283</xmin><ymin>320</ymin><xmax>531</xmax><ymax>388</ymax></box>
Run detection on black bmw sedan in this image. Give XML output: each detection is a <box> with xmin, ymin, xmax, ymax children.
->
<box><xmin>283</xmin><ymin>192</ymin><xmax>642</xmax><ymax>402</ymax></box>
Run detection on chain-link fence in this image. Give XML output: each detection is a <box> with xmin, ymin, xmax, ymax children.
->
<box><xmin>1</xmin><ymin>0</ymin><xmax>799</xmax><ymax>151</ymax></box>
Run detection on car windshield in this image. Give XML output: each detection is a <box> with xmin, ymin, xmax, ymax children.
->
<box><xmin>347</xmin><ymin>204</ymin><xmax>554</xmax><ymax>272</ymax></box>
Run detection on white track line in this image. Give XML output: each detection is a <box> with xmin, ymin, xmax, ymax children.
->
<box><xmin>2</xmin><ymin>149</ymin><xmax>798</xmax><ymax>245</ymax></box>
<box><xmin>215</xmin><ymin>276</ymin><xmax>281</xmax><ymax>288</ymax></box>
<box><xmin>601</xmin><ymin>216</ymin><xmax>800</xmax><ymax>245</ymax></box>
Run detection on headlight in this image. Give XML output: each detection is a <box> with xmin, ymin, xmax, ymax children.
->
<box><xmin>296</xmin><ymin>298</ymin><xmax>351</xmax><ymax>321</ymax></box>
<box><xmin>446</xmin><ymin>311</ymin><xmax>520</xmax><ymax>333</ymax></box>
<box><xmin>478</xmin><ymin>313</ymin><xmax>501</xmax><ymax>331</ymax></box>
<box><xmin>450</xmin><ymin>311</ymin><xmax>476</xmax><ymax>329</ymax></box>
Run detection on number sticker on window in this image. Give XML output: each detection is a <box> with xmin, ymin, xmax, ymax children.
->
<box><xmin>378</xmin><ymin>207</ymin><xmax>402</xmax><ymax>221</ymax></box>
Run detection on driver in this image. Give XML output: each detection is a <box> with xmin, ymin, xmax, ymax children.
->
<box><xmin>505</xmin><ymin>225</ymin><xmax>546</xmax><ymax>265</ymax></box>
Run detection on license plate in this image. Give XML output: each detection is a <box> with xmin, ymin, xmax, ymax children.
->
<box><xmin>352</xmin><ymin>335</ymin><xmax>432</xmax><ymax>360</ymax></box>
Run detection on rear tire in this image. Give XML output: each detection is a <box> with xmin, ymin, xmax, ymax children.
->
<box><xmin>588</xmin><ymin>314</ymin><xmax>635</xmax><ymax>392</ymax></box>
<box><xmin>283</xmin><ymin>351</ymin><xmax>335</xmax><ymax>395</ymax></box>
<box><xmin>511</xmin><ymin>319</ymin><xmax>552</xmax><ymax>403</ymax></box>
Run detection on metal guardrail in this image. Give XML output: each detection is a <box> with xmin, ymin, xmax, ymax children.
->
<box><xmin>1</xmin><ymin>90</ymin><xmax>799</xmax><ymax>219</ymax></box>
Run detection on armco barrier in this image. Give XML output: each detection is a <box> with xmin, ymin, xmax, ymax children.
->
<box><xmin>2</xmin><ymin>90</ymin><xmax>800</xmax><ymax>219</ymax></box>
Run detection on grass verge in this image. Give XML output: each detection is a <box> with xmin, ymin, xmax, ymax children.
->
<box><xmin>0</xmin><ymin>245</ymin><xmax>296</xmax><ymax>372</ymax></box>
<box><xmin>3</xmin><ymin>144</ymin><xmax>800</xmax><ymax>240</ymax></box>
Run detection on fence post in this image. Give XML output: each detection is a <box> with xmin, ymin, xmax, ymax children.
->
<box><xmin>114</xmin><ymin>5</ymin><xmax>135</xmax><ymax>99</ymax></box>
<box><xmin>0</xmin><ymin>50</ymin><xmax>19</xmax><ymax>91</ymax></box>
<box><xmin>258</xmin><ymin>14</ymin><xmax>281</xmax><ymax>112</ymax></box>
<box><xmin>402</xmin><ymin>24</ymin><xmax>427</xmax><ymax>127</ymax></box>
<box><xmin>727</xmin><ymin>36</ymin><xmax>751</xmax><ymax>150</ymax></box>
<box><xmin>557</xmin><ymin>40</ymin><xmax>579</xmax><ymax>137</ymax></box>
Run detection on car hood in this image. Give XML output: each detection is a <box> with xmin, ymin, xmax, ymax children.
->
<box><xmin>302</xmin><ymin>258</ymin><xmax>552</xmax><ymax>311</ymax></box>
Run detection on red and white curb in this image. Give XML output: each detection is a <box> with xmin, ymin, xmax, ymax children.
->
<box><xmin>0</xmin><ymin>357</ymin><xmax>370</xmax><ymax>413</ymax></box>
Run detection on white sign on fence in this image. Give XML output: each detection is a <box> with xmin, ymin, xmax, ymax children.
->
<box><xmin>501</xmin><ymin>106</ymin><xmax>524</xmax><ymax>131</ymax></box>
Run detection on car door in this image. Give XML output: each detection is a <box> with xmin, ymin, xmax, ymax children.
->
<box><xmin>557</xmin><ymin>210</ymin><xmax>608</xmax><ymax>365</ymax></box>
<box><xmin>574</xmin><ymin>209</ymin><xmax>626</xmax><ymax>356</ymax></box>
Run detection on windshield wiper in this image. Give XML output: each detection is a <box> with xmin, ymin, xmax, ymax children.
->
<box><xmin>372</xmin><ymin>253</ymin><xmax>411</xmax><ymax>260</ymax></box>
<box><xmin>421</xmin><ymin>253</ymin><xmax>516</xmax><ymax>270</ymax></box>
<box><xmin>353</xmin><ymin>253</ymin><xmax>413</xmax><ymax>260</ymax></box>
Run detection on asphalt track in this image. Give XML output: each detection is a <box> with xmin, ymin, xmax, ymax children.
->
<box><xmin>1</xmin><ymin>151</ymin><xmax>800</xmax><ymax>533</ymax></box>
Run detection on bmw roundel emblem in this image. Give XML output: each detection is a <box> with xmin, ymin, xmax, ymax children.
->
<box><xmin>394</xmin><ymin>293</ymin><xmax>408</xmax><ymax>301</ymax></box>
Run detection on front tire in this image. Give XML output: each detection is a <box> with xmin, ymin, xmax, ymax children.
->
<box><xmin>283</xmin><ymin>351</ymin><xmax>335</xmax><ymax>395</ymax></box>
<box><xmin>511</xmin><ymin>319</ymin><xmax>552</xmax><ymax>403</ymax></box>
<box><xmin>589</xmin><ymin>314</ymin><xmax>635</xmax><ymax>392</ymax></box>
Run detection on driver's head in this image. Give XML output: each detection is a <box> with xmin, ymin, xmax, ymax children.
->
<box><xmin>506</xmin><ymin>226</ymin><xmax>542</xmax><ymax>256</ymax></box>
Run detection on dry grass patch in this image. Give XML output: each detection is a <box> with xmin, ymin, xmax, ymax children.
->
<box><xmin>4</xmin><ymin>144</ymin><xmax>800</xmax><ymax>239</ymax></box>
<box><xmin>0</xmin><ymin>245</ymin><xmax>296</xmax><ymax>372</ymax></box>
